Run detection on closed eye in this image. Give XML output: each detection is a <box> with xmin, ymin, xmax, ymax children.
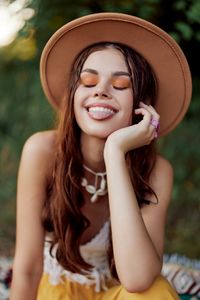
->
<box><xmin>112</xmin><ymin>77</ymin><xmax>131</xmax><ymax>90</ymax></box>
<box><xmin>80</xmin><ymin>73</ymin><xmax>98</xmax><ymax>87</ymax></box>
<box><xmin>113</xmin><ymin>86</ymin><xmax>129</xmax><ymax>90</ymax></box>
<box><xmin>84</xmin><ymin>84</ymin><xmax>96</xmax><ymax>88</ymax></box>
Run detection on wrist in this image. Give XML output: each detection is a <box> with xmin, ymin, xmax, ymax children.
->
<box><xmin>104</xmin><ymin>137</ymin><xmax>125</xmax><ymax>163</ymax></box>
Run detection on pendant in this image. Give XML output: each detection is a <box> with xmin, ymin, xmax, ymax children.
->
<box><xmin>81</xmin><ymin>165</ymin><xmax>107</xmax><ymax>203</ymax></box>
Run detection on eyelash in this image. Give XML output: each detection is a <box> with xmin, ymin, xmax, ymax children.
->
<box><xmin>113</xmin><ymin>86</ymin><xmax>128</xmax><ymax>91</ymax></box>
<box><xmin>84</xmin><ymin>84</ymin><xmax>96</xmax><ymax>88</ymax></box>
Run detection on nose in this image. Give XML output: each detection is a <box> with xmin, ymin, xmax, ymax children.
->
<box><xmin>93</xmin><ymin>81</ymin><xmax>112</xmax><ymax>99</ymax></box>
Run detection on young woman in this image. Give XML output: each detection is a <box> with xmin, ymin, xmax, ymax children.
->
<box><xmin>10</xmin><ymin>13</ymin><xmax>192</xmax><ymax>300</ymax></box>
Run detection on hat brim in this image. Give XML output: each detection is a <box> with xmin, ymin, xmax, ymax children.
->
<box><xmin>40</xmin><ymin>12</ymin><xmax>192</xmax><ymax>137</ymax></box>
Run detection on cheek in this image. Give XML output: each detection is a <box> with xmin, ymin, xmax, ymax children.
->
<box><xmin>125</xmin><ymin>110</ymin><xmax>134</xmax><ymax>126</ymax></box>
<box><xmin>73</xmin><ymin>86</ymin><xmax>89</xmax><ymax>108</ymax></box>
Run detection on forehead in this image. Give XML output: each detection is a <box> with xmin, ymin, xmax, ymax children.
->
<box><xmin>82</xmin><ymin>48</ymin><xmax>128</xmax><ymax>72</ymax></box>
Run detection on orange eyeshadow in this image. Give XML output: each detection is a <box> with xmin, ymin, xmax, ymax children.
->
<box><xmin>112</xmin><ymin>77</ymin><xmax>131</xmax><ymax>89</ymax></box>
<box><xmin>80</xmin><ymin>73</ymin><xmax>99</xmax><ymax>86</ymax></box>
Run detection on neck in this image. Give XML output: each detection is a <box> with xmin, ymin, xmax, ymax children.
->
<box><xmin>81</xmin><ymin>133</ymin><xmax>106</xmax><ymax>172</ymax></box>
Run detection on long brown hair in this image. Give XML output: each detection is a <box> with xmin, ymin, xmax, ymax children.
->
<box><xmin>42</xmin><ymin>42</ymin><xmax>158</xmax><ymax>277</ymax></box>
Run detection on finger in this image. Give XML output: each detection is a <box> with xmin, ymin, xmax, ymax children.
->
<box><xmin>139</xmin><ymin>102</ymin><xmax>157</xmax><ymax>116</ymax></box>
<box><xmin>134</xmin><ymin>108</ymin><xmax>152</xmax><ymax>125</ymax></box>
<box><xmin>139</xmin><ymin>102</ymin><xmax>160</xmax><ymax>119</ymax></box>
<box><xmin>136</xmin><ymin>107</ymin><xmax>160</xmax><ymax>138</ymax></box>
<box><xmin>139</xmin><ymin>102</ymin><xmax>160</xmax><ymax>134</ymax></box>
<box><xmin>135</xmin><ymin>108</ymin><xmax>155</xmax><ymax>135</ymax></box>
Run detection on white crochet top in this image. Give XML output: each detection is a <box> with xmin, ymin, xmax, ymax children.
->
<box><xmin>43</xmin><ymin>221</ymin><xmax>117</xmax><ymax>292</ymax></box>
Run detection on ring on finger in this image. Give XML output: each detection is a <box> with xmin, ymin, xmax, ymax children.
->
<box><xmin>150</xmin><ymin>118</ymin><xmax>160</xmax><ymax>131</ymax></box>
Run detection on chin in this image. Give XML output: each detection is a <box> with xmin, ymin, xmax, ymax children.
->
<box><xmin>80</xmin><ymin>125</ymin><xmax>125</xmax><ymax>140</ymax></box>
<box><xmin>77</xmin><ymin>116</ymin><xmax>132</xmax><ymax>140</ymax></box>
<box><xmin>83</xmin><ymin>129</ymin><xmax>113</xmax><ymax>140</ymax></box>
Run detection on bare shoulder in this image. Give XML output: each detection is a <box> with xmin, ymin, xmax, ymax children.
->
<box><xmin>20</xmin><ymin>130</ymin><xmax>58</xmax><ymax>180</ymax></box>
<box><xmin>23</xmin><ymin>130</ymin><xmax>57</xmax><ymax>155</ymax></box>
<box><xmin>154</xmin><ymin>155</ymin><xmax>173</xmax><ymax>178</ymax></box>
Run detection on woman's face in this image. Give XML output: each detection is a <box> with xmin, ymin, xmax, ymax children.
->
<box><xmin>74</xmin><ymin>47</ymin><xmax>134</xmax><ymax>139</ymax></box>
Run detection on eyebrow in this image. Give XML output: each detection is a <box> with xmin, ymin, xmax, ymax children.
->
<box><xmin>112</xmin><ymin>71</ymin><xmax>131</xmax><ymax>77</ymax></box>
<box><xmin>81</xmin><ymin>68</ymin><xmax>98</xmax><ymax>75</ymax></box>
<box><xmin>81</xmin><ymin>68</ymin><xmax>131</xmax><ymax>77</ymax></box>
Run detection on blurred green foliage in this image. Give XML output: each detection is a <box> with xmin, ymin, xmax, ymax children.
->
<box><xmin>0</xmin><ymin>0</ymin><xmax>199</xmax><ymax>257</ymax></box>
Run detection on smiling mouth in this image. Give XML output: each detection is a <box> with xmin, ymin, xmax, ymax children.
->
<box><xmin>86</xmin><ymin>105</ymin><xmax>117</xmax><ymax>120</ymax></box>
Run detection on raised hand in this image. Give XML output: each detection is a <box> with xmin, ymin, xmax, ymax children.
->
<box><xmin>104</xmin><ymin>102</ymin><xmax>160</xmax><ymax>156</ymax></box>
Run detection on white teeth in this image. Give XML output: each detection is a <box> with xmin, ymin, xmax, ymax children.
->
<box><xmin>88</xmin><ymin>107</ymin><xmax>115</xmax><ymax>114</ymax></box>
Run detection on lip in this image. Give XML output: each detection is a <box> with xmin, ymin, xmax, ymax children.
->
<box><xmin>85</xmin><ymin>103</ymin><xmax>118</xmax><ymax>112</ymax></box>
<box><xmin>85</xmin><ymin>102</ymin><xmax>118</xmax><ymax>121</ymax></box>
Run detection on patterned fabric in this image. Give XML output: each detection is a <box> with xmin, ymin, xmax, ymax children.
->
<box><xmin>1</xmin><ymin>233</ymin><xmax>200</xmax><ymax>300</ymax></box>
<box><xmin>0</xmin><ymin>257</ymin><xmax>12</xmax><ymax>300</ymax></box>
<box><xmin>1</xmin><ymin>256</ymin><xmax>200</xmax><ymax>299</ymax></box>
<box><xmin>162</xmin><ymin>255</ymin><xmax>200</xmax><ymax>299</ymax></box>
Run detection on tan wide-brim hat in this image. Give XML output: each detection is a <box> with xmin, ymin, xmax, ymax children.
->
<box><xmin>40</xmin><ymin>12</ymin><xmax>192</xmax><ymax>137</ymax></box>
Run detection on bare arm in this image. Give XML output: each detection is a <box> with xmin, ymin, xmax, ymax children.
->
<box><xmin>104</xmin><ymin>103</ymin><xmax>173</xmax><ymax>292</ymax></box>
<box><xmin>10</xmin><ymin>131</ymin><xmax>56</xmax><ymax>300</ymax></box>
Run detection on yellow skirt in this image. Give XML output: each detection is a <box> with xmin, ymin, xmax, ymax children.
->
<box><xmin>37</xmin><ymin>274</ymin><xmax>180</xmax><ymax>300</ymax></box>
